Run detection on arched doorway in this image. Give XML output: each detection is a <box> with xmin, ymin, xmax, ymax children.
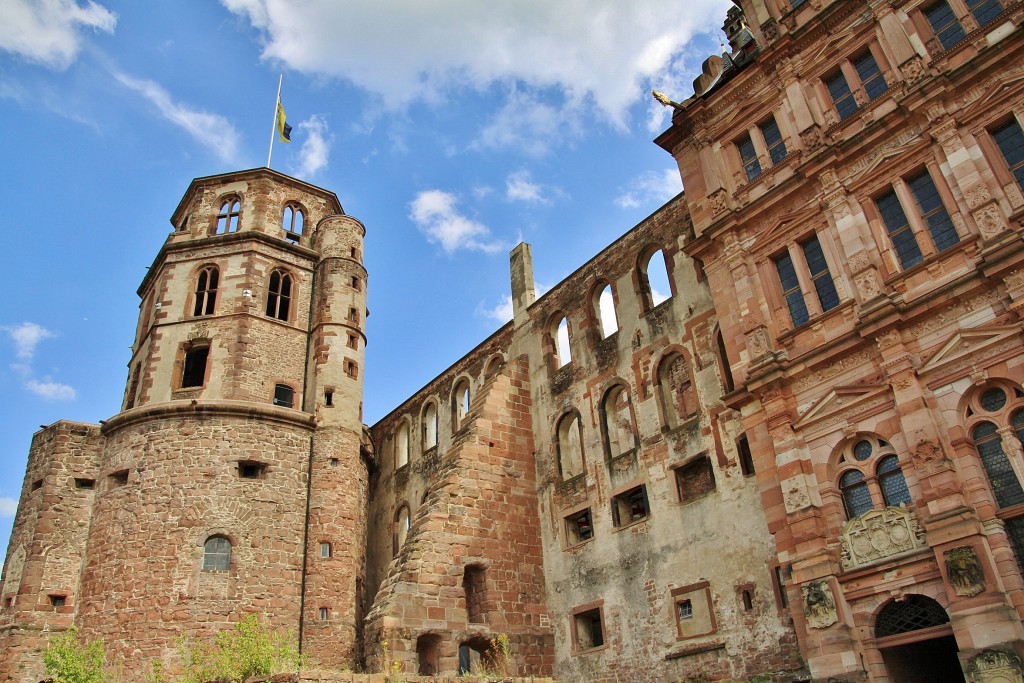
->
<box><xmin>875</xmin><ymin>595</ymin><xmax>965</xmax><ymax>683</ymax></box>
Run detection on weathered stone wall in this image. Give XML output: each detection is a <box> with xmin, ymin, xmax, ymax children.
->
<box><xmin>0</xmin><ymin>421</ymin><xmax>102</xmax><ymax>683</ymax></box>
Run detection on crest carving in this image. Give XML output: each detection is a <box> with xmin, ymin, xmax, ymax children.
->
<box><xmin>967</xmin><ymin>649</ymin><xmax>1024</xmax><ymax>683</ymax></box>
<box><xmin>839</xmin><ymin>506</ymin><xmax>927</xmax><ymax>570</ymax></box>
<box><xmin>945</xmin><ymin>546</ymin><xmax>985</xmax><ymax>597</ymax></box>
<box><xmin>973</xmin><ymin>204</ymin><xmax>1005</xmax><ymax>240</ymax></box>
<box><xmin>802</xmin><ymin>580</ymin><xmax>837</xmax><ymax>629</ymax></box>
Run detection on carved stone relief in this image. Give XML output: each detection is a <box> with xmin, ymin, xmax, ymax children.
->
<box><xmin>902</xmin><ymin>56</ymin><xmax>925</xmax><ymax>84</ymax></box>
<box><xmin>839</xmin><ymin>506</ymin><xmax>927</xmax><ymax>570</ymax></box>
<box><xmin>967</xmin><ymin>649</ymin><xmax>1024</xmax><ymax>683</ymax></box>
<box><xmin>802</xmin><ymin>580</ymin><xmax>838</xmax><ymax>629</ymax></box>
<box><xmin>966</xmin><ymin>184</ymin><xmax>993</xmax><ymax>210</ymax></box>
<box><xmin>945</xmin><ymin>546</ymin><xmax>985</xmax><ymax>597</ymax></box>
<box><xmin>709</xmin><ymin>188</ymin><xmax>728</xmax><ymax>215</ymax></box>
<box><xmin>974</xmin><ymin>204</ymin><xmax>1006</xmax><ymax>240</ymax></box>
<box><xmin>801</xmin><ymin>126</ymin><xmax>823</xmax><ymax>150</ymax></box>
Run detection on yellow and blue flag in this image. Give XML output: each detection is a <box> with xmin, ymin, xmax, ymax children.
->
<box><xmin>276</xmin><ymin>102</ymin><xmax>292</xmax><ymax>143</ymax></box>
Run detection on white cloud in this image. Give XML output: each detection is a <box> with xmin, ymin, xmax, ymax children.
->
<box><xmin>294</xmin><ymin>114</ymin><xmax>331</xmax><ymax>178</ymax></box>
<box><xmin>0</xmin><ymin>0</ymin><xmax>116</xmax><ymax>69</ymax></box>
<box><xmin>114</xmin><ymin>73</ymin><xmax>240</xmax><ymax>164</ymax></box>
<box><xmin>0</xmin><ymin>497</ymin><xmax>17</xmax><ymax>517</ymax></box>
<box><xmin>505</xmin><ymin>170</ymin><xmax>552</xmax><ymax>205</ymax></box>
<box><xmin>409</xmin><ymin>190</ymin><xmax>503</xmax><ymax>254</ymax></box>
<box><xmin>614</xmin><ymin>168</ymin><xmax>682</xmax><ymax>209</ymax></box>
<box><xmin>26</xmin><ymin>378</ymin><xmax>77</xmax><ymax>401</ymax></box>
<box><xmin>6</xmin><ymin>322</ymin><xmax>54</xmax><ymax>361</ymax></box>
<box><xmin>477</xmin><ymin>295</ymin><xmax>514</xmax><ymax>324</ymax></box>
<box><xmin>221</xmin><ymin>0</ymin><xmax>730</xmax><ymax>124</ymax></box>
<box><xmin>472</xmin><ymin>89</ymin><xmax>579</xmax><ymax>156</ymax></box>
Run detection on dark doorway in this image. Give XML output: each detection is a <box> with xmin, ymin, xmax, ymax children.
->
<box><xmin>880</xmin><ymin>635</ymin><xmax>965</xmax><ymax>683</ymax></box>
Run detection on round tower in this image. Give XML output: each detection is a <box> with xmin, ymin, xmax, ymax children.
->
<box><xmin>73</xmin><ymin>168</ymin><xmax>369</xmax><ymax>676</ymax></box>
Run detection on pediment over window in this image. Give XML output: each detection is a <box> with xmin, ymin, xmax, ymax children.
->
<box><xmin>918</xmin><ymin>325</ymin><xmax>1023</xmax><ymax>385</ymax></box>
<box><xmin>793</xmin><ymin>384</ymin><xmax>892</xmax><ymax>436</ymax></box>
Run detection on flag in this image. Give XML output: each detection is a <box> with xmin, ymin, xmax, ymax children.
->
<box><xmin>276</xmin><ymin>102</ymin><xmax>292</xmax><ymax>143</ymax></box>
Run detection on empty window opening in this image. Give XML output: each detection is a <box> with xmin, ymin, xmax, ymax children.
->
<box><xmin>345</xmin><ymin>360</ymin><xmax>358</xmax><ymax>379</ymax></box>
<box><xmin>611</xmin><ymin>485</ymin><xmax>650</xmax><ymax>527</ymax></box>
<box><xmin>266</xmin><ymin>270</ymin><xmax>293</xmax><ymax>321</ymax></box>
<box><xmin>237</xmin><ymin>461</ymin><xmax>266</xmax><ymax>480</ymax></box>
<box><xmin>31</xmin><ymin>479</ymin><xmax>42</xmax><ymax>491</ymax></box>
<box><xmin>393</xmin><ymin>505</ymin><xmax>411</xmax><ymax>555</ymax></box>
<box><xmin>273</xmin><ymin>383</ymin><xmax>295</xmax><ymax>408</ymax></box>
<box><xmin>4</xmin><ymin>597</ymin><xmax>12</xmax><ymax>608</ymax></box>
<box><xmin>351</xmin><ymin>276</ymin><xmax>361</xmax><ymax>291</ymax></box>
<box><xmin>737</xmin><ymin>435</ymin><xmax>755</xmax><ymax>476</ymax></box>
<box><xmin>215</xmin><ymin>199</ymin><xmax>240</xmax><ymax>234</ymax></box>
<box><xmin>552</xmin><ymin>315</ymin><xmax>572</xmax><ymax>368</ymax></box>
<box><xmin>716</xmin><ymin>329</ymin><xmax>735</xmax><ymax>393</ymax></box>
<box><xmin>458</xmin><ymin>638</ymin><xmax>499</xmax><ymax>675</ymax></box>
<box><xmin>641</xmin><ymin>248</ymin><xmax>672</xmax><ymax>308</ymax></box>
<box><xmin>742</xmin><ymin>590</ymin><xmax>754</xmax><ymax>611</ymax></box>
<box><xmin>350</xmin><ymin>247</ymin><xmax>359</xmax><ymax>260</ymax></box>
<box><xmin>49</xmin><ymin>595</ymin><xmax>66</xmax><ymax>607</ymax></box>
<box><xmin>676</xmin><ymin>456</ymin><xmax>716</xmax><ymax>504</ymax></box>
<box><xmin>566</xmin><ymin>508</ymin><xmax>594</xmax><ymax>546</ymax></box>
<box><xmin>318</xmin><ymin>607</ymin><xmax>329</xmax><ymax>621</ymax></box>
<box><xmin>453</xmin><ymin>379</ymin><xmax>471</xmax><ymax>430</ymax></box>
<box><xmin>324</xmin><ymin>389</ymin><xmax>334</xmax><ymax>407</ymax></box>
<box><xmin>109</xmin><ymin>470</ymin><xmax>129</xmax><ymax>488</ymax></box>
<box><xmin>320</xmin><ymin>542</ymin><xmax>332</xmax><ymax>558</ymax></box>
<box><xmin>395</xmin><ymin>422</ymin><xmax>410</xmax><ymax>469</ymax></box>
<box><xmin>74</xmin><ymin>477</ymin><xmax>95</xmax><ymax>490</ymax></box>
<box><xmin>657</xmin><ymin>354</ymin><xmax>698</xmax><ymax>429</ymax></box>
<box><xmin>347</xmin><ymin>333</ymin><xmax>358</xmax><ymax>350</ymax></box>
<box><xmin>422</xmin><ymin>402</ymin><xmax>438</xmax><ymax>449</ymax></box>
<box><xmin>193</xmin><ymin>266</ymin><xmax>219</xmax><ymax>316</ymax></box>
<box><xmin>602</xmin><ymin>385</ymin><xmax>637</xmax><ymax>460</ymax></box>
<box><xmin>181</xmin><ymin>344</ymin><xmax>209</xmax><ymax>389</ymax></box>
<box><xmin>416</xmin><ymin>634</ymin><xmax>441</xmax><ymax>676</ymax></box>
<box><xmin>202</xmin><ymin>536</ymin><xmax>231</xmax><ymax>572</ymax></box>
<box><xmin>595</xmin><ymin>284</ymin><xmax>618</xmax><ymax>338</ymax></box>
<box><xmin>329</xmin><ymin>457</ymin><xmax>339</xmax><ymax>468</ymax></box>
<box><xmin>348</xmin><ymin>307</ymin><xmax>359</xmax><ymax>323</ymax></box>
<box><xmin>463</xmin><ymin>564</ymin><xmax>487</xmax><ymax>624</ymax></box>
<box><xmin>282</xmin><ymin>204</ymin><xmax>304</xmax><ymax>242</ymax></box>
<box><xmin>556</xmin><ymin>413</ymin><xmax>585</xmax><ymax>480</ymax></box>
<box><xmin>774</xmin><ymin>566</ymin><xmax>789</xmax><ymax>609</ymax></box>
<box><xmin>572</xmin><ymin>607</ymin><xmax>605</xmax><ymax>652</ymax></box>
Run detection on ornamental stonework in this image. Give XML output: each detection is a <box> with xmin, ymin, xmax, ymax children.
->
<box><xmin>839</xmin><ymin>506</ymin><xmax>927</xmax><ymax>570</ymax></box>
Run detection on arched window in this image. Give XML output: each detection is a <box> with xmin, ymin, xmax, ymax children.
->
<box><xmin>215</xmin><ymin>199</ymin><xmax>240</xmax><ymax>234</ymax></box>
<box><xmin>594</xmin><ymin>284</ymin><xmax>618</xmax><ymax>338</ymax></box>
<box><xmin>193</xmin><ymin>266</ymin><xmax>219</xmax><ymax>316</ymax></box>
<box><xmin>452</xmin><ymin>378</ymin><xmax>470</xmax><ymax>431</ymax></box>
<box><xmin>282</xmin><ymin>204</ymin><xmax>304</xmax><ymax>243</ymax></box>
<box><xmin>203</xmin><ymin>536</ymin><xmax>231</xmax><ymax>572</ymax></box>
<box><xmin>422</xmin><ymin>403</ymin><xmax>438</xmax><ymax>449</ymax></box>
<box><xmin>266</xmin><ymin>270</ymin><xmax>293</xmax><ymax>321</ymax></box>
<box><xmin>656</xmin><ymin>353</ymin><xmax>698</xmax><ymax>429</ymax></box>
<box><xmin>602</xmin><ymin>384</ymin><xmax>637</xmax><ymax>460</ymax></box>
<box><xmin>396</xmin><ymin>421</ymin><xmax>410</xmax><ymax>469</ymax></box>
<box><xmin>556</xmin><ymin>413</ymin><xmax>585</xmax><ymax>479</ymax></box>
<box><xmin>834</xmin><ymin>435</ymin><xmax>911</xmax><ymax>519</ymax></box>
<box><xmin>394</xmin><ymin>505</ymin><xmax>411</xmax><ymax>555</ymax></box>
<box><xmin>550</xmin><ymin>315</ymin><xmax>571</xmax><ymax>368</ymax></box>
<box><xmin>966</xmin><ymin>385</ymin><xmax>1024</xmax><ymax>509</ymax></box>
<box><xmin>639</xmin><ymin>248</ymin><xmax>672</xmax><ymax>310</ymax></box>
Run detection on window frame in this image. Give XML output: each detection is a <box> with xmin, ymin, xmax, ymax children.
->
<box><xmin>872</xmin><ymin>167</ymin><xmax>961</xmax><ymax>270</ymax></box>
<box><xmin>822</xmin><ymin>46</ymin><xmax>891</xmax><ymax>122</ymax></box>
<box><xmin>281</xmin><ymin>203</ymin><xmax>305</xmax><ymax>244</ymax></box>
<box><xmin>569</xmin><ymin>601</ymin><xmax>607</xmax><ymax>654</ymax></box>
<box><xmin>214</xmin><ymin>197</ymin><xmax>241</xmax><ymax>235</ymax></box>
<box><xmin>179</xmin><ymin>341</ymin><xmax>210</xmax><ymax>390</ymax></box>
<box><xmin>771</xmin><ymin>232</ymin><xmax>842</xmax><ymax>329</ymax></box>
<box><xmin>610</xmin><ymin>483</ymin><xmax>651</xmax><ymax>528</ymax></box>
<box><xmin>202</xmin><ymin>535</ymin><xmax>232</xmax><ymax>572</ymax></box>
<box><xmin>265</xmin><ymin>269</ymin><xmax>294</xmax><ymax>322</ymax></box>
<box><xmin>833</xmin><ymin>435</ymin><xmax>912</xmax><ymax>520</ymax></box>
<box><xmin>192</xmin><ymin>265</ymin><xmax>219</xmax><ymax>317</ymax></box>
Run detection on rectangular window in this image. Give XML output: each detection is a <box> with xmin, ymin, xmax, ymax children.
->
<box><xmin>737</xmin><ymin>133</ymin><xmax>761</xmax><ymax>181</ymax></box>
<box><xmin>273</xmin><ymin>383</ymin><xmax>295</xmax><ymax>408</ymax></box>
<box><xmin>611</xmin><ymin>485</ymin><xmax>650</xmax><ymax>526</ymax></box>
<box><xmin>677</xmin><ymin>599</ymin><xmax>693</xmax><ymax>620</ymax></box>
<box><xmin>49</xmin><ymin>595</ymin><xmax>66</xmax><ymax>607</ymax></box>
<box><xmin>237</xmin><ymin>461</ymin><xmax>266</xmax><ymax>479</ymax></box>
<box><xmin>774</xmin><ymin>251</ymin><xmax>810</xmax><ymax>327</ymax></box>
<box><xmin>109</xmin><ymin>470</ymin><xmax>129</xmax><ymax>488</ymax></box>
<box><xmin>907</xmin><ymin>170</ymin><xmax>959</xmax><ymax>252</ymax></box>
<box><xmin>825</xmin><ymin>71</ymin><xmax>857</xmax><ymax>120</ymax></box>
<box><xmin>876</xmin><ymin>188</ymin><xmax>924</xmax><ymax>269</ymax></box>
<box><xmin>924</xmin><ymin>1</ymin><xmax>966</xmax><ymax>50</ymax></box>
<box><xmin>565</xmin><ymin>508</ymin><xmax>594</xmax><ymax>546</ymax></box>
<box><xmin>319</xmin><ymin>607</ymin><xmax>329</xmax><ymax>621</ymax></box>
<box><xmin>345</xmin><ymin>360</ymin><xmax>358</xmax><ymax>379</ymax></box>
<box><xmin>181</xmin><ymin>345</ymin><xmax>209</xmax><ymax>388</ymax></box>
<box><xmin>801</xmin><ymin>236</ymin><xmax>840</xmax><ymax>313</ymax></box>
<box><xmin>853</xmin><ymin>51</ymin><xmax>888</xmax><ymax>101</ymax></box>
<box><xmin>966</xmin><ymin>0</ymin><xmax>1003</xmax><ymax>26</ymax></box>
<box><xmin>320</xmin><ymin>542</ymin><xmax>332</xmax><ymax>558</ymax></box>
<box><xmin>992</xmin><ymin>118</ymin><xmax>1024</xmax><ymax>191</ymax></box>
<box><xmin>572</xmin><ymin>607</ymin><xmax>605</xmax><ymax>652</ymax></box>
<box><xmin>676</xmin><ymin>456</ymin><xmax>716</xmax><ymax>503</ymax></box>
<box><xmin>672</xmin><ymin>583</ymin><xmax>716</xmax><ymax>639</ymax></box>
<box><xmin>761</xmin><ymin>117</ymin><xmax>788</xmax><ymax>165</ymax></box>
<box><xmin>737</xmin><ymin>435</ymin><xmax>755</xmax><ymax>477</ymax></box>
<box><xmin>74</xmin><ymin>477</ymin><xmax>96</xmax><ymax>490</ymax></box>
<box><xmin>347</xmin><ymin>333</ymin><xmax>359</xmax><ymax>350</ymax></box>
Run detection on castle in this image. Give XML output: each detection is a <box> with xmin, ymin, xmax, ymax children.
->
<box><xmin>3</xmin><ymin>0</ymin><xmax>1024</xmax><ymax>681</ymax></box>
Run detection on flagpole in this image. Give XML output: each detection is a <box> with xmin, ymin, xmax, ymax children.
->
<box><xmin>267</xmin><ymin>74</ymin><xmax>283</xmax><ymax>168</ymax></box>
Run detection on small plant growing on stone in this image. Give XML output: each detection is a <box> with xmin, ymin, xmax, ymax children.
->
<box><xmin>178</xmin><ymin>614</ymin><xmax>303</xmax><ymax>683</ymax></box>
<box><xmin>377</xmin><ymin>639</ymin><xmax>403</xmax><ymax>683</ymax></box>
<box><xmin>43</xmin><ymin>627</ymin><xmax>106</xmax><ymax>683</ymax></box>
<box><xmin>484</xmin><ymin>633</ymin><xmax>512</xmax><ymax>676</ymax></box>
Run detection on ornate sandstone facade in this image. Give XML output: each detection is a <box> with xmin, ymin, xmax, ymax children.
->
<box><xmin>3</xmin><ymin>0</ymin><xmax>1024</xmax><ymax>682</ymax></box>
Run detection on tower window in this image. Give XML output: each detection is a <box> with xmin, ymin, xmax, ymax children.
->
<box><xmin>282</xmin><ymin>204</ymin><xmax>304</xmax><ymax>243</ymax></box>
<box><xmin>203</xmin><ymin>536</ymin><xmax>231</xmax><ymax>572</ymax></box>
<box><xmin>320</xmin><ymin>542</ymin><xmax>332</xmax><ymax>558</ymax></box>
<box><xmin>74</xmin><ymin>478</ymin><xmax>95</xmax><ymax>490</ymax></box>
<box><xmin>49</xmin><ymin>595</ymin><xmax>66</xmax><ymax>607</ymax></box>
<box><xmin>237</xmin><ymin>461</ymin><xmax>266</xmax><ymax>479</ymax></box>
<box><xmin>266</xmin><ymin>270</ymin><xmax>293</xmax><ymax>321</ymax></box>
<box><xmin>319</xmin><ymin>607</ymin><xmax>329</xmax><ymax>621</ymax></box>
<box><xmin>181</xmin><ymin>344</ymin><xmax>209</xmax><ymax>388</ymax></box>
<box><xmin>215</xmin><ymin>199</ymin><xmax>240</xmax><ymax>234</ymax></box>
<box><xmin>273</xmin><ymin>383</ymin><xmax>295</xmax><ymax>408</ymax></box>
<box><xmin>193</xmin><ymin>266</ymin><xmax>219</xmax><ymax>316</ymax></box>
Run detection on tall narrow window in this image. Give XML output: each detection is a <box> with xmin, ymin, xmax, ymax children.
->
<box><xmin>594</xmin><ymin>284</ymin><xmax>618</xmax><ymax>338</ymax></box>
<box><xmin>801</xmin><ymin>235</ymin><xmax>840</xmax><ymax>313</ymax></box>
<box><xmin>266</xmin><ymin>270</ymin><xmax>292</xmax><ymax>321</ymax></box>
<box><xmin>966</xmin><ymin>0</ymin><xmax>1004</xmax><ymax>26</ymax></box>
<box><xmin>215</xmin><ymin>199</ymin><xmax>240</xmax><ymax>234</ymax></box>
<box><xmin>453</xmin><ymin>379</ymin><xmax>470</xmax><ymax>430</ymax></box>
<box><xmin>825</xmin><ymin>71</ymin><xmax>857</xmax><ymax>120</ymax></box>
<box><xmin>876</xmin><ymin>188</ymin><xmax>924</xmax><ymax>269</ymax></box>
<box><xmin>394</xmin><ymin>505</ymin><xmax>411</xmax><ymax>555</ymax></box>
<box><xmin>738</xmin><ymin>133</ymin><xmax>762</xmax><ymax>181</ymax></box>
<box><xmin>552</xmin><ymin>315</ymin><xmax>572</xmax><ymax>368</ymax></box>
<box><xmin>193</xmin><ymin>266</ymin><xmax>219</xmax><ymax>316</ymax></box>
<box><xmin>737</xmin><ymin>434</ymin><xmax>755</xmax><ymax>476</ymax></box>
<box><xmin>716</xmin><ymin>329</ymin><xmax>735</xmax><ymax>393</ymax></box>
<box><xmin>602</xmin><ymin>385</ymin><xmax>637</xmax><ymax>459</ymax></box>
<box><xmin>181</xmin><ymin>344</ymin><xmax>209</xmax><ymax>388</ymax></box>
<box><xmin>853</xmin><ymin>51</ymin><xmax>888</xmax><ymax>101</ymax></box>
<box><xmin>774</xmin><ymin>251</ymin><xmax>810</xmax><ymax>327</ymax></box>
<box><xmin>657</xmin><ymin>354</ymin><xmax>698</xmax><ymax>429</ymax></box>
<box><xmin>972</xmin><ymin>421</ymin><xmax>1024</xmax><ymax>508</ymax></box>
<box><xmin>282</xmin><ymin>204</ymin><xmax>304</xmax><ymax>243</ymax></box>
<box><xmin>556</xmin><ymin>413</ymin><xmax>585</xmax><ymax>479</ymax></box>
<box><xmin>640</xmin><ymin>248</ymin><xmax>672</xmax><ymax>309</ymax></box>
<box><xmin>877</xmin><ymin>455</ymin><xmax>911</xmax><ymax>506</ymax></box>
<box><xmin>992</xmin><ymin>118</ymin><xmax>1024</xmax><ymax>191</ymax></box>
<box><xmin>924</xmin><ymin>1</ymin><xmax>966</xmax><ymax>50</ymax></box>
<box><xmin>840</xmin><ymin>470</ymin><xmax>873</xmax><ymax>518</ymax></box>
<box><xmin>761</xmin><ymin>117</ymin><xmax>788</xmax><ymax>165</ymax></box>
<box><xmin>396</xmin><ymin>422</ymin><xmax>410</xmax><ymax>469</ymax></box>
<box><xmin>422</xmin><ymin>402</ymin><xmax>438</xmax><ymax>449</ymax></box>
<box><xmin>463</xmin><ymin>565</ymin><xmax>487</xmax><ymax>624</ymax></box>
<box><xmin>203</xmin><ymin>536</ymin><xmax>231</xmax><ymax>572</ymax></box>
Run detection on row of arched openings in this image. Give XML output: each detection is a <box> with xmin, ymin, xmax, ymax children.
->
<box><xmin>212</xmin><ymin>197</ymin><xmax>305</xmax><ymax>240</ymax></box>
<box><xmin>188</xmin><ymin>265</ymin><xmax>293</xmax><ymax>322</ymax></box>
<box><xmin>393</xmin><ymin>372</ymin><xmax>482</xmax><ymax>469</ymax></box>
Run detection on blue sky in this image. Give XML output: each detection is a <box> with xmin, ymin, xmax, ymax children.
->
<box><xmin>0</xmin><ymin>0</ymin><xmax>730</xmax><ymax>557</ymax></box>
